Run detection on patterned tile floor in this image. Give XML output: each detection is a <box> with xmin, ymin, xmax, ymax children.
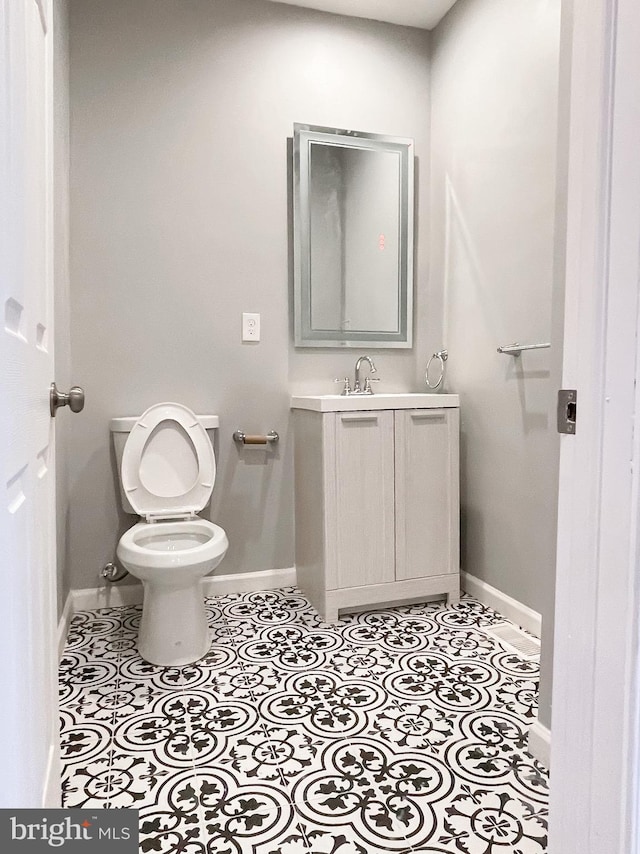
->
<box><xmin>59</xmin><ymin>588</ymin><xmax>549</xmax><ymax>853</ymax></box>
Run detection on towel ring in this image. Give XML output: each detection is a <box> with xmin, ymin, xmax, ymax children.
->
<box><xmin>425</xmin><ymin>349</ymin><xmax>448</xmax><ymax>390</ymax></box>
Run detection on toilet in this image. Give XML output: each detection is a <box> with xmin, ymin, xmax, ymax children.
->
<box><xmin>110</xmin><ymin>402</ymin><xmax>228</xmax><ymax>666</ymax></box>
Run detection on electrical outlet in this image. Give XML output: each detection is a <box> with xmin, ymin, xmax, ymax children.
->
<box><xmin>242</xmin><ymin>312</ymin><xmax>260</xmax><ymax>342</ymax></box>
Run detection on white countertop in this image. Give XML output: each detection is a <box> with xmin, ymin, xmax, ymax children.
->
<box><xmin>290</xmin><ymin>393</ymin><xmax>459</xmax><ymax>412</ymax></box>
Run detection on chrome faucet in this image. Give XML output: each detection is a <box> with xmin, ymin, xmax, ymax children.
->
<box><xmin>354</xmin><ymin>355</ymin><xmax>378</xmax><ymax>394</ymax></box>
<box><xmin>333</xmin><ymin>355</ymin><xmax>381</xmax><ymax>395</ymax></box>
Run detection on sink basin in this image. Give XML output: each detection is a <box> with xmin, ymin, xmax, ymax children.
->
<box><xmin>290</xmin><ymin>393</ymin><xmax>459</xmax><ymax>412</ymax></box>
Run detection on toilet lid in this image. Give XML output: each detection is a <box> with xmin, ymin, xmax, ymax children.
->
<box><xmin>121</xmin><ymin>402</ymin><xmax>216</xmax><ymax>519</ymax></box>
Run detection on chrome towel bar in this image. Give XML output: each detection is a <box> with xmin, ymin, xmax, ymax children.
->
<box><xmin>233</xmin><ymin>430</ymin><xmax>279</xmax><ymax>446</ymax></box>
<box><xmin>497</xmin><ymin>342</ymin><xmax>551</xmax><ymax>356</ymax></box>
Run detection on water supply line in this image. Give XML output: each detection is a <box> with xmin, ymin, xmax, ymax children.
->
<box><xmin>101</xmin><ymin>562</ymin><xmax>129</xmax><ymax>583</ymax></box>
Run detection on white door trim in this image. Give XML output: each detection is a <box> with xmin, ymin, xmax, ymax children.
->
<box><xmin>549</xmin><ymin>0</ymin><xmax>640</xmax><ymax>850</ymax></box>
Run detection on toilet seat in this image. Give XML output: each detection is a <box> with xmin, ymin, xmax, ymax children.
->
<box><xmin>117</xmin><ymin>518</ymin><xmax>228</xmax><ymax>571</ymax></box>
<box><xmin>121</xmin><ymin>402</ymin><xmax>216</xmax><ymax>520</ymax></box>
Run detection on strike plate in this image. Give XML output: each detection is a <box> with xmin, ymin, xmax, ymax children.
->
<box><xmin>557</xmin><ymin>389</ymin><xmax>577</xmax><ymax>434</ymax></box>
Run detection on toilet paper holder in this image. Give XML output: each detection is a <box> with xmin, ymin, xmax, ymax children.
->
<box><xmin>233</xmin><ymin>429</ymin><xmax>279</xmax><ymax>446</ymax></box>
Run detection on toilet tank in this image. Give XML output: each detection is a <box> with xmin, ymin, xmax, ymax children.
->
<box><xmin>109</xmin><ymin>414</ymin><xmax>220</xmax><ymax>515</ymax></box>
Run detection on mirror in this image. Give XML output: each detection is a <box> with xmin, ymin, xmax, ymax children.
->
<box><xmin>293</xmin><ymin>123</ymin><xmax>414</xmax><ymax>348</ymax></box>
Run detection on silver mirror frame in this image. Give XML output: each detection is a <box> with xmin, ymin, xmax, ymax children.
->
<box><xmin>293</xmin><ymin>123</ymin><xmax>414</xmax><ymax>348</ymax></box>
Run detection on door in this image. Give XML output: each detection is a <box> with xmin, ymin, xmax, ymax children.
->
<box><xmin>333</xmin><ymin>410</ymin><xmax>395</xmax><ymax>589</ymax></box>
<box><xmin>548</xmin><ymin>0</ymin><xmax>640</xmax><ymax>850</ymax></box>
<box><xmin>394</xmin><ymin>408</ymin><xmax>459</xmax><ymax>582</ymax></box>
<box><xmin>1</xmin><ymin>0</ymin><xmax>59</xmax><ymax>806</ymax></box>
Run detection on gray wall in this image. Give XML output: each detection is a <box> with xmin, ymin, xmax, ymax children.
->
<box><xmin>54</xmin><ymin>0</ymin><xmax>71</xmax><ymax>617</ymax></box>
<box><xmin>430</xmin><ymin>0</ymin><xmax>562</xmax><ymax>727</ymax></box>
<box><xmin>68</xmin><ymin>0</ymin><xmax>432</xmax><ymax>590</ymax></box>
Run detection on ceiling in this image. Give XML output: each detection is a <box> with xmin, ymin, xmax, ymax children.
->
<box><xmin>262</xmin><ymin>0</ymin><xmax>459</xmax><ymax>31</ymax></box>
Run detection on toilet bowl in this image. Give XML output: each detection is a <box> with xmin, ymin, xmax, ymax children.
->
<box><xmin>111</xmin><ymin>402</ymin><xmax>228</xmax><ymax>666</ymax></box>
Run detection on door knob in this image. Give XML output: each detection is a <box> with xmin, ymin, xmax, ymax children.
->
<box><xmin>50</xmin><ymin>382</ymin><xmax>85</xmax><ymax>417</ymax></box>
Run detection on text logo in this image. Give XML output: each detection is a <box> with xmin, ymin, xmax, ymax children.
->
<box><xmin>2</xmin><ymin>810</ymin><xmax>138</xmax><ymax>852</ymax></box>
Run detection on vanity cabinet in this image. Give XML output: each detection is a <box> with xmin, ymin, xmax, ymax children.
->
<box><xmin>291</xmin><ymin>395</ymin><xmax>460</xmax><ymax>621</ymax></box>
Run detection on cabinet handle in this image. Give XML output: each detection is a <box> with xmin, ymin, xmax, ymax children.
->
<box><xmin>340</xmin><ymin>413</ymin><xmax>379</xmax><ymax>422</ymax></box>
<box><xmin>410</xmin><ymin>411</ymin><xmax>446</xmax><ymax>421</ymax></box>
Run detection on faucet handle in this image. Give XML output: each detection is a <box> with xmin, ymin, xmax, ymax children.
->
<box><xmin>334</xmin><ymin>377</ymin><xmax>352</xmax><ymax>396</ymax></box>
<box><xmin>363</xmin><ymin>376</ymin><xmax>381</xmax><ymax>394</ymax></box>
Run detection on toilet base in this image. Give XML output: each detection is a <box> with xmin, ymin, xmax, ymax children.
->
<box><xmin>138</xmin><ymin>580</ymin><xmax>210</xmax><ymax>666</ymax></box>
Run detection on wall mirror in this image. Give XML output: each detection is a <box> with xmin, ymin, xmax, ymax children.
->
<box><xmin>293</xmin><ymin>123</ymin><xmax>414</xmax><ymax>348</ymax></box>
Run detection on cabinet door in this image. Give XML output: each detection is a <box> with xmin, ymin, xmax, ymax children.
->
<box><xmin>332</xmin><ymin>410</ymin><xmax>395</xmax><ymax>589</ymax></box>
<box><xmin>395</xmin><ymin>408</ymin><xmax>460</xmax><ymax>580</ymax></box>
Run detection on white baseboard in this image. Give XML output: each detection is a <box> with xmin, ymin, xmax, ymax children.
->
<box><xmin>59</xmin><ymin>567</ymin><xmax>297</xmax><ymax>655</ymax></box>
<box><xmin>58</xmin><ymin>591</ymin><xmax>74</xmax><ymax>661</ymax></box>
<box><xmin>528</xmin><ymin>718</ymin><xmax>551</xmax><ymax>769</ymax></box>
<box><xmin>460</xmin><ymin>570</ymin><xmax>542</xmax><ymax>638</ymax></box>
<box><xmin>203</xmin><ymin>566</ymin><xmax>296</xmax><ymax>597</ymax></box>
<box><xmin>461</xmin><ymin>574</ymin><xmax>550</xmax><ymax>769</ymax></box>
<box><xmin>71</xmin><ymin>582</ymin><xmax>144</xmax><ymax>612</ymax></box>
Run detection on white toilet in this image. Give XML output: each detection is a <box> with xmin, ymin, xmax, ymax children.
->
<box><xmin>110</xmin><ymin>402</ymin><xmax>228</xmax><ymax>667</ymax></box>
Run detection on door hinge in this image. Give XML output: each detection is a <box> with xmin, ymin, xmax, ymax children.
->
<box><xmin>557</xmin><ymin>389</ymin><xmax>577</xmax><ymax>434</ymax></box>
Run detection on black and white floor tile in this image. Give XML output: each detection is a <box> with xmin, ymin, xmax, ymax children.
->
<box><xmin>60</xmin><ymin>588</ymin><xmax>549</xmax><ymax>852</ymax></box>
